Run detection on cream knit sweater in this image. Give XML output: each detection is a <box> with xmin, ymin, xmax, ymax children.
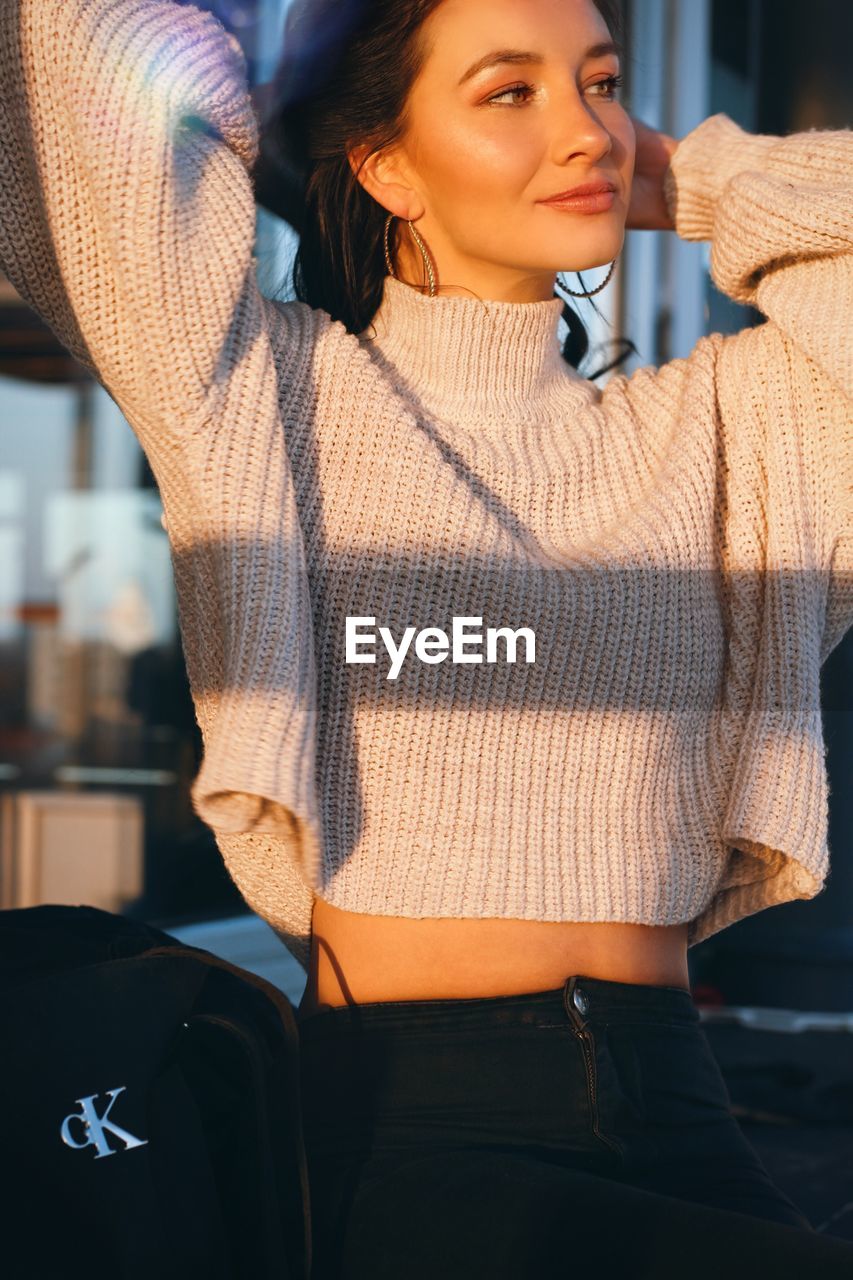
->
<box><xmin>1</xmin><ymin>0</ymin><xmax>851</xmax><ymax>972</ymax></box>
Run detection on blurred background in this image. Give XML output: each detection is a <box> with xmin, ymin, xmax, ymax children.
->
<box><xmin>0</xmin><ymin>0</ymin><xmax>851</xmax><ymax>1231</ymax></box>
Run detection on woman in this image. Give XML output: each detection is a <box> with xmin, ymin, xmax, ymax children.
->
<box><xmin>1</xmin><ymin>0</ymin><xmax>851</xmax><ymax>1276</ymax></box>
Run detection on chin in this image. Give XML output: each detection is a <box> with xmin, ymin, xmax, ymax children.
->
<box><xmin>550</xmin><ymin>242</ymin><xmax>623</xmax><ymax>275</ymax></box>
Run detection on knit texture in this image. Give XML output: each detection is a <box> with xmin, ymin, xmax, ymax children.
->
<box><xmin>1</xmin><ymin>0</ymin><xmax>851</xmax><ymax>972</ymax></box>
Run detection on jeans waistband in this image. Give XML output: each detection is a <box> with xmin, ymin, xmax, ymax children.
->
<box><xmin>297</xmin><ymin>974</ymin><xmax>699</xmax><ymax>1038</ymax></box>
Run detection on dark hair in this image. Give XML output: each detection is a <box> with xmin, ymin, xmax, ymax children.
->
<box><xmin>263</xmin><ymin>0</ymin><xmax>636</xmax><ymax>379</ymax></box>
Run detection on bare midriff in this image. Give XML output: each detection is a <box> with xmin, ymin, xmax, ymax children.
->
<box><xmin>298</xmin><ymin>896</ymin><xmax>692</xmax><ymax>1014</ymax></box>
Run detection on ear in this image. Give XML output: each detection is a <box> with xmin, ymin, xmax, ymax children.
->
<box><xmin>347</xmin><ymin>141</ymin><xmax>421</xmax><ymax>220</ymax></box>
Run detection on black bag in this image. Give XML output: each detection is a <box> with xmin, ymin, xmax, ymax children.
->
<box><xmin>0</xmin><ymin>904</ymin><xmax>311</xmax><ymax>1280</ymax></box>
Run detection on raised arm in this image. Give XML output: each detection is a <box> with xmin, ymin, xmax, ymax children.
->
<box><xmin>664</xmin><ymin>112</ymin><xmax>852</xmax><ymax>402</ymax></box>
<box><xmin>665</xmin><ymin>113</ymin><xmax>852</xmax><ymax>660</ymax></box>
<box><xmin>601</xmin><ymin>114</ymin><xmax>852</xmax><ymax>932</ymax></box>
<box><xmin>0</xmin><ymin>0</ymin><xmax>327</xmax><ymax>890</ymax></box>
<box><xmin>0</xmin><ymin>0</ymin><xmax>263</xmax><ymax>436</ymax></box>
<box><xmin>608</xmin><ymin>113</ymin><xmax>852</xmax><ymax>659</ymax></box>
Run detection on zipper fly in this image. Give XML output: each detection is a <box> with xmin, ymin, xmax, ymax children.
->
<box><xmin>576</xmin><ymin>1025</ymin><xmax>623</xmax><ymax>1160</ymax></box>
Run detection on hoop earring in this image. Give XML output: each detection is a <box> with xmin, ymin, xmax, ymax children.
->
<box><xmin>560</xmin><ymin>259</ymin><xmax>618</xmax><ymax>298</ymax></box>
<box><xmin>384</xmin><ymin>213</ymin><xmax>437</xmax><ymax>297</ymax></box>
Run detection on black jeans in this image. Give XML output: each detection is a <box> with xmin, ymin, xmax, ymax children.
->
<box><xmin>297</xmin><ymin>974</ymin><xmax>853</xmax><ymax>1278</ymax></box>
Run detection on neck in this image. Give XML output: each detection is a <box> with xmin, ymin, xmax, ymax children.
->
<box><xmin>359</xmin><ymin>275</ymin><xmax>586</xmax><ymax>429</ymax></box>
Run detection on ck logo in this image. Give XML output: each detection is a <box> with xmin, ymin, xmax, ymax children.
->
<box><xmin>60</xmin><ymin>1086</ymin><xmax>149</xmax><ymax>1159</ymax></box>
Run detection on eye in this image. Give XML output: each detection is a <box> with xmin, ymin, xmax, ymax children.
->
<box><xmin>486</xmin><ymin>74</ymin><xmax>624</xmax><ymax>107</ymax></box>
<box><xmin>486</xmin><ymin>82</ymin><xmax>536</xmax><ymax>106</ymax></box>
<box><xmin>589</xmin><ymin>74</ymin><xmax>624</xmax><ymax>99</ymax></box>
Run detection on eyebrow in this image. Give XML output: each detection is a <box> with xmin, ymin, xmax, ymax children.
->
<box><xmin>457</xmin><ymin>41</ymin><xmax>620</xmax><ymax>86</ymax></box>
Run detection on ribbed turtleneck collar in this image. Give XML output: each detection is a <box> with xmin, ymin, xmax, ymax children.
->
<box><xmin>359</xmin><ymin>275</ymin><xmax>588</xmax><ymax>427</ymax></box>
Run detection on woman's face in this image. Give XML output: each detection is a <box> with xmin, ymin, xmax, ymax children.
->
<box><xmin>356</xmin><ymin>0</ymin><xmax>635</xmax><ymax>303</ymax></box>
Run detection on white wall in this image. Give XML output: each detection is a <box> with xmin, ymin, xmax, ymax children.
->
<box><xmin>619</xmin><ymin>0</ymin><xmax>712</xmax><ymax>374</ymax></box>
<box><xmin>0</xmin><ymin>377</ymin><xmax>159</xmax><ymax>642</ymax></box>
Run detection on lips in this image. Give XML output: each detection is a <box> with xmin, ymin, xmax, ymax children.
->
<box><xmin>539</xmin><ymin>180</ymin><xmax>616</xmax><ymax>202</ymax></box>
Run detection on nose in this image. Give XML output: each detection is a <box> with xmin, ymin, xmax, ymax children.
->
<box><xmin>547</xmin><ymin>82</ymin><xmax>614</xmax><ymax>167</ymax></box>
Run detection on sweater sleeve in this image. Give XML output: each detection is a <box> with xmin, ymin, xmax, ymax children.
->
<box><xmin>657</xmin><ymin>114</ymin><xmax>852</xmax><ymax>936</ymax></box>
<box><xmin>663</xmin><ymin>112</ymin><xmax>853</xmax><ymax>660</ymax></box>
<box><xmin>0</xmin><ymin>0</ymin><xmax>262</xmax><ymax>434</ymax></box>
<box><xmin>0</xmin><ymin>0</ymin><xmax>325</xmax><ymax>890</ymax></box>
<box><xmin>663</xmin><ymin>111</ymin><xmax>851</xmax><ymax>397</ymax></box>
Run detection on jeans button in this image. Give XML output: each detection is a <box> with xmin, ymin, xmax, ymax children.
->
<box><xmin>573</xmin><ymin>986</ymin><xmax>589</xmax><ymax>1016</ymax></box>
